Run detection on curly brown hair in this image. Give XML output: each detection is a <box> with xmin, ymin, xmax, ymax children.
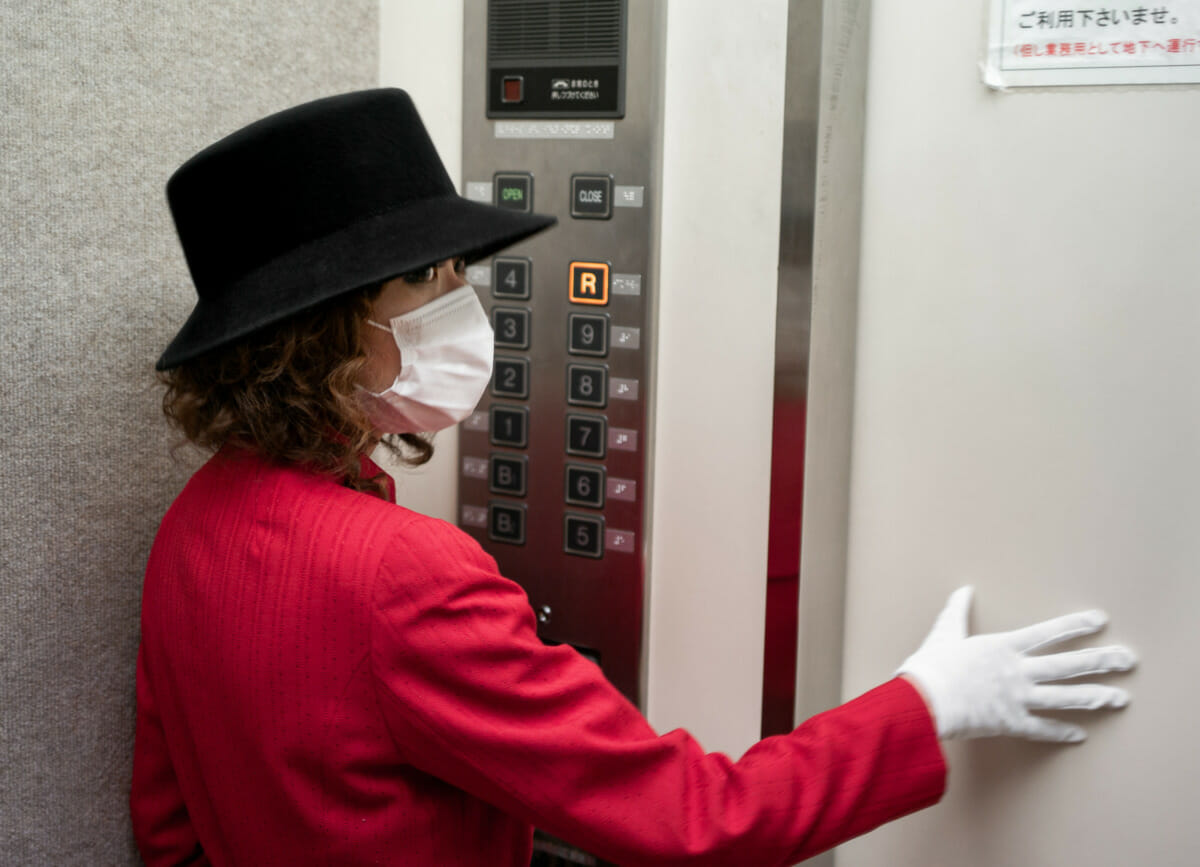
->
<box><xmin>158</xmin><ymin>285</ymin><xmax>432</xmax><ymax>498</ymax></box>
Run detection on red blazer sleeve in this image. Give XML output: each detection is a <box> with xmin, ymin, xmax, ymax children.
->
<box><xmin>369</xmin><ymin>520</ymin><xmax>946</xmax><ymax>867</ymax></box>
<box><xmin>131</xmin><ymin>644</ymin><xmax>210</xmax><ymax>867</ymax></box>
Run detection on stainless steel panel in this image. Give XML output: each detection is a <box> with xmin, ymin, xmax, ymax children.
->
<box><xmin>459</xmin><ymin>0</ymin><xmax>660</xmax><ymax>705</ymax></box>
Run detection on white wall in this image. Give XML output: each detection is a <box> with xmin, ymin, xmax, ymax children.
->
<box><xmin>838</xmin><ymin>0</ymin><xmax>1200</xmax><ymax>863</ymax></box>
<box><xmin>376</xmin><ymin>0</ymin><xmax>465</xmax><ymax>522</ymax></box>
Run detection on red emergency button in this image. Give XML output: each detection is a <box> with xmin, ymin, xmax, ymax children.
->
<box><xmin>569</xmin><ymin>261</ymin><xmax>610</xmax><ymax>305</ymax></box>
<box><xmin>502</xmin><ymin>76</ymin><xmax>524</xmax><ymax>103</ymax></box>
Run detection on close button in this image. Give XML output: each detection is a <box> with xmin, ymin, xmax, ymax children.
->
<box><xmin>570</xmin><ymin>174</ymin><xmax>613</xmax><ymax>220</ymax></box>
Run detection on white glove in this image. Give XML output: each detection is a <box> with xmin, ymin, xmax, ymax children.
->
<box><xmin>896</xmin><ymin>586</ymin><xmax>1137</xmax><ymax>742</ymax></box>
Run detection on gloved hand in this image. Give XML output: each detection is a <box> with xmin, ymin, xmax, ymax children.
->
<box><xmin>896</xmin><ymin>586</ymin><xmax>1137</xmax><ymax>742</ymax></box>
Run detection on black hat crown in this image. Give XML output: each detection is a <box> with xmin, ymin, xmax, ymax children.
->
<box><xmin>158</xmin><ymin>88</ymin><xmax>554</xmax><ymax>370</ymax></box>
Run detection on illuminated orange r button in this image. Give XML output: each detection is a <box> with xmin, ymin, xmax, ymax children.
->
<box><xmin>569</xmin><ymin>261</ymin><xmax>610</xmax><ymax>305</ymax></box>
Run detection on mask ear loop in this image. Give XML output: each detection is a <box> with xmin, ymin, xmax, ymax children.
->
<box><xmin>365</xmin><ymin>317</ymin><xmax>417</xmax><ymax>380</ymax></box>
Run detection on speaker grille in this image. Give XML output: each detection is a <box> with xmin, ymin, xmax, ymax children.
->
<box><xmin>488</xmin><ymin>0</ymin><xmax>622</xmax><ymax>63</ymax></box>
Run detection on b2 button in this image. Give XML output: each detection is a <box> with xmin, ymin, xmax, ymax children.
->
<box><xmin>489</xmin><ymin>502</ymin><xmax>526</xmax><ymax>545</ymax></box>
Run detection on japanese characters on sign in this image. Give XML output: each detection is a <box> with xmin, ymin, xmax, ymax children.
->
<box><xmin>985</xmin><ymin>1</ymin><xmax>1200</xmax><ymax>86</ymax></box>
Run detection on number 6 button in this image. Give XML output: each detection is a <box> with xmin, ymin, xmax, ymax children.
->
<box><xmin>565</xmin><ymin>463</ymin><xmax>605</xmax><ymax>509</ymax></box>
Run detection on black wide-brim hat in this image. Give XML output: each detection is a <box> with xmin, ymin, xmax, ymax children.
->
<box><xmin>157</xmin><ymin>88</ymin><xmax>556</xmax><ymax>370</ymax></box>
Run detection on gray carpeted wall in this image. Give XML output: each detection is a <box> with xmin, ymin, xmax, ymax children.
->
<box><xmin>1</xmin><ymin>3</ymin><xmax>377</xmax><ymax>861</ymax></box>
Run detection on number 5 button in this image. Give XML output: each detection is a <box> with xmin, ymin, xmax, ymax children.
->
<box><xmin>564</xmin><ymin>513</ymin><xmax>605</xmax><ymax>559</ymax></box>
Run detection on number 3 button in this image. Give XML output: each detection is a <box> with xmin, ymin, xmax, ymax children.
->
<box><xmin>492</xmin><ymin>308</ymin><xmax>530</xmax><ymax>350</ymax></box>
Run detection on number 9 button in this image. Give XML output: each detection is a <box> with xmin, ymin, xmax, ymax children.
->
<box><xmin>567</xmin><ymin>313</ymin><xmax>608</xmax><ymax>357</ymax></box>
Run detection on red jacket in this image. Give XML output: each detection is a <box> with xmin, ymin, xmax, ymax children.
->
<box><xmin>132</xmin><ymin>446</ymin><xmax>945</xmax><ymax>866</ymax></box>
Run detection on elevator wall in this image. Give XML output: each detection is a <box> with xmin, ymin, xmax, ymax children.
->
<box><xmin>836</xmin><ymin>0</ymin><xmax>1199</xmax><ymax>863</ymax></box>
<box><xmin>0</xmin><ymin>4</ymin><xmax>376</xmax><ymax>861</ymax></box>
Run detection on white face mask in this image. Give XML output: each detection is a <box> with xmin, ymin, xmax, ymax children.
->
<box><xmin>359</xmin><ymin>285</ymin><xmax>494</xmax><ymax>434</ymax></box>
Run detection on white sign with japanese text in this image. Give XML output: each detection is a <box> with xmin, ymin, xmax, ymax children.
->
<box><xmin>985</xmin><ymin>1</ymin><xmax>1200</xmax><ymax>86</ymax></box>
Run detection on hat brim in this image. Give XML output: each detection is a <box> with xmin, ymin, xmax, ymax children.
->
<box><xmin>156</xmin><ymin>194</ymin><xmax>555</xmax><ymax>370</ymax></box>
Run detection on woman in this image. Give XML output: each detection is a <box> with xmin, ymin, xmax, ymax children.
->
<box><xmin>133</xmin><ymin>89</ymin><xmax>1136</xmax><ymax>866</ymax></box>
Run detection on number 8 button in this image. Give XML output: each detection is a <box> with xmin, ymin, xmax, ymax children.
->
<box><xmin>566</xmin><ymin>363</ymin><xmax>607</xmax><ymax>408</ymax></box>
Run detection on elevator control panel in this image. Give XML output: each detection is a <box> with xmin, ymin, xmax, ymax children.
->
<box><xmin>459</xmin><ymin>0</ymin><xmax>650</xmax><ymax>707</ymax></box>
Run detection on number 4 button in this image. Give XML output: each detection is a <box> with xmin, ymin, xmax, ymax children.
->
<box><xmin>492</xmin><ymin>257</ymin><xmax>530</xmax><ymax>300</ymax></box>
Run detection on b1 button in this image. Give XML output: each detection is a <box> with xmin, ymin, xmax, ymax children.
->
<box><xmin>564</xmin><ymin>513</ymin><xmax>605</xmax><ymax>559</ymax></box>
<box><xmin>571</xmin><ymin>174</ymin><xmax>613</xmax><ymax>220</ymax></box>
<box><xmin>489</xmin><ymin>502</ymin><xmax>526</xmax><ymax>545</ymax></box>
<box><xmin>490</xmin><ymin>454</ymin><xmax>527</xmax><ymax>496</ymax></box>
<box><xmin>569</xmin><ymin>261</ymin><xmax>610</xmax><ymax>306</ymax></box>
